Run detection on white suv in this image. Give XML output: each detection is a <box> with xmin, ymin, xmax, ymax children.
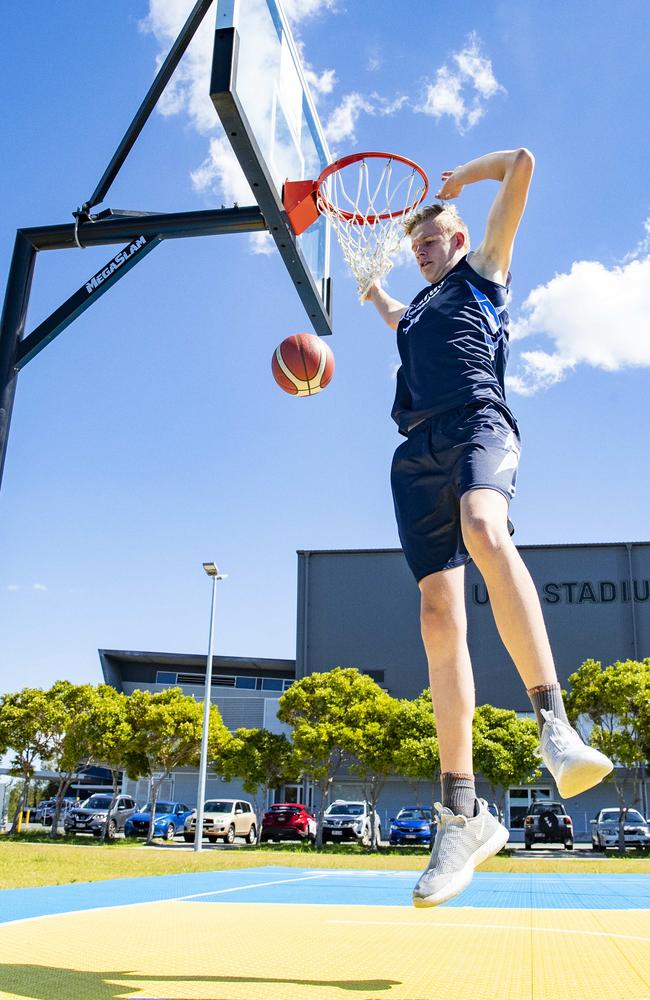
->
<box><xmin>321</xmin><ymin>800</ymin><xmax>381</xmax><ymax>846</ymax></box>
<box><xmin>184</xmin><ymin>799</ymin><xmax>257</xmax><ymax>844</ymax></box>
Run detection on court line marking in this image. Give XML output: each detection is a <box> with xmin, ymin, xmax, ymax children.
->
<box><xmin>176</xmin><ymin>873</ymin><xmax>332</xmax><ymax>901</ymax></box>
<box><xmin>328</xmin><ymin>919</ymin><xmax>650</xmax><ymax>942</ymax></box>
<box><xmin>0</xmin><ymin>873</ymin><xmax>331</xmax><ymax>928</ymax></box>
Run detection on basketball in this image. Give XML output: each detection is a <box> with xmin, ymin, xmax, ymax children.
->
<box><xmin>272</xmin><ymin>333</ymin><xmax>335</xmax><ymax>396</ymax></box>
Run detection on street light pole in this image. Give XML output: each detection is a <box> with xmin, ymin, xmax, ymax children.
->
<box><xmin>193</xmin><ymin>562</ymin><xmax>227</xmax><ymax>853</ymax></box>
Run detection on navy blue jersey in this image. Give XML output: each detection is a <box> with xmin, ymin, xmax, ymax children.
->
<box><xmin>392</xmin><ymin>253</ymin><xmax>513</xmax><ymax>435</ymax></box>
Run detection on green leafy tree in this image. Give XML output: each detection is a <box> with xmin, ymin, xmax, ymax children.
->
<box><xmin>0</xmin><ymin>688</ymin><xmax>53</xmax><ymax>832</ymax></box>
<box><xmin>472</xmin><ymin>704</ymin><xmax>540</xmax><ymax>820</ymax></box>
<box><xmin>216</xmin><ymin>728</ymin><xmax>300</xmax><ymax>842</ymax></box>
<box><xmin>346</xmin><ymin>689</ymin><xmax>405</xmax><ymax>850</ymax></box>
<box><xmin>38</xmin><ymin>681</ymin><xmax>98</xmax><ymax>838</ymax></box>
<box><xmin>278</xmin><ymin>668</ymin><xmax>383</xmax><ymax>847</ymax></box>
<box><xmin>391</xmin><ymin>691</ymin><xmax>440</xmax><ymax>812</ymax></box>
<box><xmin>566</xmin><ymin>658</ymin><xmax>650</xmax><ymax>853</ymax></box>
<box><xmin>63</xmin><ymin>685</ymin><xmax>133</xmax><ymax>842</ymax></box>
<box><xmin>124</xmin><ymin>688</ymin><xmax>229</xmax><ymax>844</ymax></box>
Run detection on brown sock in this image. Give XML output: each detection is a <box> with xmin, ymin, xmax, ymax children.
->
<box><xmin>527</xmin><ymin>682</ymin><xmax>568</xmax><ymax>734</ymax></box>
<box><xmin>441</xmin><ymin>772</ymin><xmax>476</xmax><ymax>819</ymax></box>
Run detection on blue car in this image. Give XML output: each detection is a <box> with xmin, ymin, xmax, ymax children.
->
<box><xmin>389</xmin><ymin>807</ymin><xmax>435</xmax><ymax>846</ymax></box>
<box><xmin>124</xmin><ymin>801</ymin><xmax>193</xmax><ymax>841</ymax></box>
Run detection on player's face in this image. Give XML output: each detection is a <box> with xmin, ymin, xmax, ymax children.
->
<box><xmin>410</xmin><ymin>220</ymin><xmax>461</xmax><ymax>284</ymax></box>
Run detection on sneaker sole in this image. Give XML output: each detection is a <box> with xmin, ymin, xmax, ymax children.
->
<box><xmin>412</xmin><ymin>823</ymin><xmax>510</xmax><ymax>908</ymax></box>
<box><xmin>556</xmin><ymin>755</ymin><xmax>614</xmax><ymax>798</ymax></box>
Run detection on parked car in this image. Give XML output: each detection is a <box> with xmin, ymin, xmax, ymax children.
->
<box><xmin>64</xmin><ymin>794</ymin><xmax>137</xmax><ymax>839</ymax></box>
<box><xmin>124</xmin><ymin>801</ymin><xmax>193</xmax><ymax>841</ymax></box>
<box><xmin>389</xmin><ymin>806</ymin><xmax>434</xmax><ymax>846</ymax></box>
<box><xmin>524</xmin><ymin>800</ymin><xmax>574</xmax><ymax>849</ymax></box>
<box><xmin>261</xmin><ymin>803</ymin><xmax>317</xmax><ymax>843</ymax></box>
<box><xmin>33</xmin><ymin>797</ymin><xmax>77</xmax><ymax>825</ymax></box>
<box><xmin>321</xmin><ymin>800</ymin><xmax>381</xmax><ymax>846</ymax></box>
<box><xmin>591</xmin><ymin>808</ymin><xmax>650</xmax><ymax>851</ymax></box>
<box><xmin>184</xmin><ymin>799</ymin><xmax>257</xmax><ymax>844</ymax></box>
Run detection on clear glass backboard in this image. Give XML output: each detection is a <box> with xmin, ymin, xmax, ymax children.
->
<box><xmin>212</xmin><ymin>0</ymin><xmax>332</xmax><ymax>334</ymax></box>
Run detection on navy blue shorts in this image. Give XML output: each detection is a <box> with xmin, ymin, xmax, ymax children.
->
<box><xmin>390</xmin><ymin>402</ymin><xmax>521</xmax><ymax>582</ymax></box>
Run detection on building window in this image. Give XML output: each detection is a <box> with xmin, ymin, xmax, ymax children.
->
<box><xmin>507</xmin><ymin>786</ymin><xmax>552</xmax><ymax>828</ymax></box>
<box><xmin>261</xmin><ymin>678</ymin><xmax>284</xmax><ymax>691</ymax></box>
<box><xmin>235</xmin><ymin>676</ymin><xmax>256</xmax><ymax>690</ymax></box>
<box><xmin>156</xmin><ymin>671</ymin><xmax>177</xmax><ymax>684</ymax></box>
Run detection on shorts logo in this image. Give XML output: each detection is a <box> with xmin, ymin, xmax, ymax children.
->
<box><xmin>494</xmin><ymin>431</ymin><xmax>520</xmax><ymax>475</ymax></box>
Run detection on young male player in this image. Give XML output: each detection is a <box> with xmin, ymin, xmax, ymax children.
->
<box><xmin>366</xmin><ymin>148</ymin><xmax>613</xmax><ymax>907</ymax></box>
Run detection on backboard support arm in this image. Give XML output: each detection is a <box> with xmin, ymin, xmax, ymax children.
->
<box><xmin>81</xmin><ymin>0</ymin><xmax>216</xmax><ymax>216</ymax></box>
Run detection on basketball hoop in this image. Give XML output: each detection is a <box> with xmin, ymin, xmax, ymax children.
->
<box><xmin>284</xmin><ymin>152</ymin><xmax>428</xmax><ymax>301</ymax></box>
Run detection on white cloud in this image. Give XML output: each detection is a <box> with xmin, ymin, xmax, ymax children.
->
<box><xmin>304</xmin><ymin>66</ymin><xmax>337</xmax><ymax>100</ymax></box>
<box><xmin>190</xmin><ymin>136</ymin><xmax>254</xmax><ymax>206</ymax></box>
<box><xmin>507</xmin><ymin>253</ymin><xmax>650</xmax><ymax>395</ymax></box>
<box><xmin>141</xmin><ymin>0</ymin><xmax>217</xmax><ymax>135</ymax></box>
<box><xmin>325</xmin><ymin>92</ymin><xmax>407</xmax><ymax>145</ymax></box>
<box><xmin>33</xmin><ymin>583</ymin><xmax>48</xmax><ymax>592</ymax></box>
<box><xmin>250</xmin><ymin>232</ymin><xmax>275</xmax><ymax>255</ymax></box>
<box><xmin>283</xmin><ymin>0</ymin><xmax>337</xmax><ymax>21</ymax></box>
<box><xmin>325</xmin><ymin>93</ymin><xmax>374</xmax><ymax>144</ymax></box>
<box><xmin>366</xmin><ymin>49</ymin><xmax>382</xmax><ymax>73</ymax></box>
<box><xmin>417</xmin><ymin>33</ymin><xmax>504</xmax><ymax>133</ymax></box>
<box><xmin>621</xmin><ymin>215</ymin><xmax>650</xmax><ymax>263</ymax></box>
<box><xmin>7</xmin><ymin>584</ymin><xmax>20</xmax><ymax>591</ymax></box>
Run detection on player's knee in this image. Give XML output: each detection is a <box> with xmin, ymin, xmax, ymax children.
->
<box><xmin>420</xmin><ymin>591</ymin><xmax>465</xmax><ymax>639</ymax></box>
<box><xmin>461</xmin><ymin>512</ymin><xmax>506</xmax><ymax>559</ymax></box>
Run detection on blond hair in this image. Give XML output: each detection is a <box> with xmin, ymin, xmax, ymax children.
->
<box><xmin>403</xmin><ymin>204</ymin><xmax>470</xmax><ymax>248</ymax></box>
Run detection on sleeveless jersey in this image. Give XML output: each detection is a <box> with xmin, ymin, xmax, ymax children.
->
<box><xmin>392</xmin><ymin>253</ymin><xmax>513</xmax><ymax>435</ymax></box>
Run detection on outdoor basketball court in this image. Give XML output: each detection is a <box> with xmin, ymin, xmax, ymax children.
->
<box><xmin>1</xmin><ymin>866</ymin><xmax>649</xmax><ymax>999</ymax></box>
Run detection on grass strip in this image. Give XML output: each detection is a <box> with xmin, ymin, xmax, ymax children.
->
<box><xmin>1</xmin><ymin>838</ymin><xmax>649</xmax><ymax>889</ymax></box>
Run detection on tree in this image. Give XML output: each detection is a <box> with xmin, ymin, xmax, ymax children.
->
<box><xmin>346</xmin><ymin>689</ymin><xmax>405</xmax><ymax>850</ymax></box>
<box><xmin>63</xmin><ymin>684</ymin><xmax>133</xmax><ymax>842</ymax></box>
<box><xmin>124</xmin><ymin>688</ymin><xmax>229</xmax><ymax>844</ymax></box>
<box><xmin>566</xmin><ymin>658</ymin><xmax>650</xmax><ymax>853</ymax></box>
<box><xmin>38</xmin><ymin>681</ymin><xmax>98</xmax><ymax>838</ymax></box>
<box><xmin>391</xmin><ymin>691</ymin><xmax>439</xmax><ymax>812</ymax></box>
<box><xmin>472</xmin><ymin>704</ymin><xmax>540</xmax><ymax>820</ymax></box>
<box><xmin>216</xmin><ymin>728</ymin><xmax>300</xmax><ymax>842</ymax></box>
<box><xmin>278</xmin><ymin>668</ymin><xmax>383</xmax><ymax>847</ymax></box>
<box><xmin>0</xmin><ymin>688</ymin><xmax>52</xmax><ymax>832</ymax></box>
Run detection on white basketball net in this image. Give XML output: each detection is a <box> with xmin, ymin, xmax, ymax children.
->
<box><xmin>317</xmin><ymin>157</ymin><xmax>426</xmax><ymax>301</ymax></box>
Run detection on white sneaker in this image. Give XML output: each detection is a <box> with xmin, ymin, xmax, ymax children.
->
<box><xmin>539</xmin><ymin>709</ymin><xmax>613</xmax><ymax>798</ymax></box>
<box><xmin>412</xmin><ymin>799</ymin><xmax>509</xmax><ymax>908</ymax></box>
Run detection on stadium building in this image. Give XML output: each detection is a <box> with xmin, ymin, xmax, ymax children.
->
<box><xmin>102</xmin><ymin>540</ymin><xmax>650</xmax><ymax>839</ymax></box>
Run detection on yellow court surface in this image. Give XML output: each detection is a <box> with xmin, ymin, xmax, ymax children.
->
<box><xmin>0</xmin><ymin>868</ymin><xmax>649</xmax><ymax>999</ymax></box>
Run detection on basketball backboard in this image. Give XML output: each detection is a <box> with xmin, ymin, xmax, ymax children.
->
<box><xmin>210</xmin><ymin>0</ymin><xmax>332</xmax><ymax>336</ymax></box>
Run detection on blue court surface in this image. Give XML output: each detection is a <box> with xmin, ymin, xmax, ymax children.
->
<box><xmin>1</xmin><ymin>866</ymin><xmax>649</xmax><ymax>999</ymax></box>
<box><xmin>2</xmin><ymin>866</ymin><xmax>650</xmax><ymax>924</ymax></box>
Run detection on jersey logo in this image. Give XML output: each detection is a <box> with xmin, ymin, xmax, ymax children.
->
<box><xmin>466</xmin><ymin>280</ymin><xmax>508</xmax><ymax>357</ymax></box>
<box><xmin>400</xmin><ymin>279</ymin><xmax>446</xmax><ymax>335</ymax></box>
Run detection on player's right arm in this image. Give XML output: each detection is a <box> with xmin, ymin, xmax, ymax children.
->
<box><xmin>364</xmin><ymin>282</ymin><xmax>407</xmax><ymax>331</ymax></box>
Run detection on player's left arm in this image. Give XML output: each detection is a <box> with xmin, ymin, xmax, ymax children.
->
<box><xmin>437</xmin><ymin>148</ymin><xmax>535</xmax><ymax>284</ymax></box>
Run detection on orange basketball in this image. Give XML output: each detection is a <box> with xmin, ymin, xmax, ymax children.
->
<box><xmin>272</xmin><ymin>333</ymin><xmax>335</xmax><ymax>396</ymax></box>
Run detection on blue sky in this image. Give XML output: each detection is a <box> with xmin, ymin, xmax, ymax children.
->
<box><xmin>1</xmin><ymin>0</ymin><xmax>649</xmax><ymax>690</ymax></box>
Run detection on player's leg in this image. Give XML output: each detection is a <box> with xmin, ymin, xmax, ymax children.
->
<box><xmin>412</xmin><ymin>563</ymin><xmax>510</xmax><ymax>908</ymax></box>
<box><xmin>460</xmin><ymin>486</ymin><xmax>613</xmax><ymax>797</ymax></box>
<box><xmin>419</xmin><ymin>564</ymin><xmax>473</xmax><ymax>779</ymax></box>
<box><xmin>460</xmin><ymin>488</ymin><xmax>557</xmax><ymax>691</ymax></box>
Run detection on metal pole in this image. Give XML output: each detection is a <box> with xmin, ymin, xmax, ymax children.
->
<box><xmin>193</xmin><ymin>565</ymin><xmax>224</xmax><ymax>852</ymax></box>
<box><xmin>83</xmin><ymin>0</ymin><xmax>216</xmax><ymax>214</ymax></box>
<box><xmin>0</xmin><ymin>233</ymin><xmax>37</xmax><ymax>489</ymax></box>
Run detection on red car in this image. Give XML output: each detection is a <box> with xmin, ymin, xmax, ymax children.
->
<box><xmin>261</xmin><ymin>803</ymin><xmax>317</xmax><ymax>843</ymax></box>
